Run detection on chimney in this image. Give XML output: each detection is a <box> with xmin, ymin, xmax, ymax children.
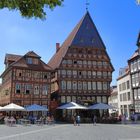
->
<box><xmin>56</xmin><ymin>43</ymin><xmax>60</xmax><ymax>52</ymax></box>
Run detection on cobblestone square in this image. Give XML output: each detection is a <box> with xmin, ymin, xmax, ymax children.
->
<box><xmin>0</xmin><ymin>124</ymin><xmax>140</xmax><ymax>140</ymax></box>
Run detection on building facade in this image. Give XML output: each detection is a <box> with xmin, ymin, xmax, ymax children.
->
<box><xmin>128</xmin><ymin>33</ymin><xmax>140</xmax><ymax>113</ymax></box>
<box><xmin>108</xmin><ymin>86</ymin><xmax>118</xmax><ymax>116</ymax></box>
<box><xmin>117</xmin><ymin>67</ymin><xmax>133</xmax><ymax>119</ymax></box>
<box><xmin>48</xmin><ymin>12</ymin><xmax>114</xmax><ymax>116</ymax></box>
<box><xmin>0</xmin><ymin>51</ymin><xmax>52</xmax><ymax>108</ymax></box>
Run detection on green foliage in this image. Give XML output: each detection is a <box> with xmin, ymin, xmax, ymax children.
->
<box><xmin>0</xmin><ymin>0</ymin><xmax>64</xmax><ymax>19</ymax></box>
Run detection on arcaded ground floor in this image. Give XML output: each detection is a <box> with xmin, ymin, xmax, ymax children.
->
<box><xmin>0</xmin><ymin>123</ymin><xmax>140</xmax><ymax>140</ymax></box>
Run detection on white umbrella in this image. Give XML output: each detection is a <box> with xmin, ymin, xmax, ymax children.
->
<box><xmin>0</xmin><ymin>103</ymin><xmax>25</xmax><ymax>111</ymax></box>
<box><xmin>0</xmin><ymin>106</ymin><xmax>3</xmax><ymax>110</ymax></box>
<box><xmin>57</xmin><ymin>102</ymin><xmax>87</xmax><ymax>110</ymax></box>
<box><xmin>88</xmin><ymin>103</ymin><xmax>115</xmax><ymax>110</ymax></box>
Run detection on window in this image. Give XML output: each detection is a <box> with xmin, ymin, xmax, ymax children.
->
<box><xmin>78</xmin><ymin>81</ymin><xmax>82</xmax><ymax>90</ymax></box>
<box><xmin>135</xmin><ymin>73</ymin><xmax>139</xmax><ymax>86</ymax></box>
<box><xmin>102</xmin><ymin>96</ymin><xmax>107</xmax><ymax>103</ymax></box>
<box><xmin>67</xmin><ymin>81</ymin><xmax>71</xmax><ymax>90</ymax></box>
<box><xmin>92</xmin><ymin>71</ymin><xmax>96</xmax><ymax>77</ymax></box>
<box><xmin>15</xmin><ymin>83</ymin><xmax>21</xmax><ymax>94</ymax></box>
<box><xmin>120</xmin><ymin>94</ymin><xmax>123</xmax><ymax>101</ymax></box>
<box><xmin>134</xmin><ymin>61</ymin><xmax>138</xmax><ymax>71</ymax></box>
<box><xmin>97</xmin><ymin>96</ymin><xmax>101</xmax><ymax>103</ymax></box>
<box><xmin>77</xmin><ymin>60</ymin><xmax>82</xmax><ymax>65</ymax></box>
<box><xmin>67</xmin><ymin>96</ymin><xmax>71</xmax><ymax>102</ymax></box>
<box><xmin>27</xmin><ymin>57</ymin><xmax>32</xmax><ymax>64</ymax></box>
<box><xmin>132</xmin><ymin>74</ymin><xmax>135</xmax><ymax>87</ymax></box>
<box><xmin>73</xmin><ymin>61</ymin><xmax>77</xmax><ymax>64</ymax></box>
<box><xmin>108</xmin><ymin>72</ymin><xmax>111</xmax><ymax>77</ymax></box>
<box><xmin>97</xmin><ymin>72</ymin><xmax>102</xmax><ymax>77</ymax></box>
<box><xmin>131</xmin><ymin>62</ymin><xmax>134</xmax><ymax>72</ymax></box>
<box><xmin>25</xmin><ymin>84</ymin><xmax>31</xmax><ymax>94</ymax></box>
<box><xmin>103</xmin><ymin>72</ymin><xmax>107</xmax><ymax>77</ymax></box>
<box><xmin>128</xmin><ymin>92</ymin><xmax>131</xmax><ymax>101</ymax></box>
<box><xmin>119</xmin><ymin>84</ymin><xmax>121</xmax><ymax>91</ymax></box>
<box><xmin>62</xmin><ymin>60</ymin><xmax>67</xmax><ymax>64</ymax></box>
<box><xmin>72</xmin><ymin>81</ymin><xmax>77</xmax><ymax>90</ymax></box>
<box><xmin>83</xmin><ymin>82</ymin><xmax>87</xmax><ymax>90</ymax></box>
<box><xmin>88</xmin><ymin>71</ymin><xmax>91</xmax><ymax>78</ymax></box>
<box><xmin>61</xmin><ymin>70</ymin><xmax>66</xmax><ymax>75</ymax></box>
<box><xmin>123</xmin><ymin>93</ymin><xmax>127</xmax><ymax>101</ymax></box>
<box><xmin>61</xmin><ymin>96</ymin><xmax>66</xmax><ymax>103</ymax></box>
<box><xmin>83</xmin><ymin>60</ymin><xmax>87</xmax><ymax>65</ymax></box>
<box><xmin>44</xmin><ymin>75</ymin><xmax>47</xmax><ymax>79</ymax></box>
<box><xmin>138</xmin><ymin>59</ymin><xmax>140</xmax><ymax>69</ymax></box>
<box><xmin>127</xmin><ymin>80</ymin><xmax>130</xmax><ymax>89</ymax></box>
<box><xmin>42</xmin><ymin>85</ymin><xmax>48</xmax><ymax>95</ymax></box>
<box><xmin>88</xmin><ymin>82</ymin><xmax>92</xmax><ymax>90</ymax></box>
<box><xmin>61</xmin><ymin>81</ymin><xmax>66</xmax><ymax>90</ymax></box>
<box><xmin>73</xmin><ymin>70</ymin><xmax>77</xmax><ymax>76</ymax></box>
<box><xmin>97</xmin><ymin>61</ymin><xmax>102</xmax><ymax>67</ymax></box>
<box><xmin>67</xmin><ymin>60</ymin><xmax>72</xmax><ymax>64</ymax></box>
<box><xmin>134</xmin><ymin>89</ymin><xmax>138</xmax><ymax>99</ymax></box>
<box><xmin>67</xmin><ymin>70</ymin><xmax>71</xmax><ymax>76</ymax></box>
<box><xmin>72</xmin><ymin>96</ymin><xmax>76</xmax><ymax>102</ymax></box>
<box><xmin>78</xmin><ymin>71</ymin><xmax>82</xmax><ymax>76</ymax></box>
<box><xmin>103</xmin><ymin>61</ymin><xmax>107</xmax><ymax>66</ymax></box>
<box><xmin>34</xmin><ymin>85</ymin><xmax>39</xmax><ymax>94</ymax></box>
<box><xmin>97</xmin><ymin>82</ymin><xmax>102</xmax><ymax>90</ymax></box>
<box><xmin>92</xmin><ymin>61</ymin><xmax>96</xmax><ymax>66</ymax></box>
<box><xmin>19</xmin><ymin>73</ymin><xmax>22</xmax><ymax>77</ymax></box>
<box><xmin>83</xmin><ymin>71</ymin><xmax>86</xmax><ymax>77</ymax></box>
<box><xmin>88</xmin><ymin>61</ymin><xmax>92</xmax><ymax>65</ymax></box>
<box><xmin>92</xmin><ymin>82</ymin><xmax>96</xmax><ymax>90</ymax></box>
<box><xmin>103</xmin><ymin>82</ymin><xmax>107</xmax><ymax>90</ymax></box>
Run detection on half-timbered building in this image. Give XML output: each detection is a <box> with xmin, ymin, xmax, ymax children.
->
<box><xmin>48</xmin><ymin>12</ymin><xmax>114</xmax><ymax>117</ymax></box>
<box><xmin>0</xmin><ymin>51</ymin><xmax>52</xmax><ymax>108</ymax></box>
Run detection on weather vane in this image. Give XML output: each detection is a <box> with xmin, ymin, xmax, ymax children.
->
<box><xmin>86</xmin><ymin>0</ymin><xmax>90</xmax><ymax>11</ymax></box>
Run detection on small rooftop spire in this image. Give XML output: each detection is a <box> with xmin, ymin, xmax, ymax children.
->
<box><xmin>86</xmin><ymin>0</ymin><xmax>89</xmax><ymax>11</ymax></box>
<box><xmin>136</xmin><ymin>32</ymin><xmax>140</xmax><ymax>47</ymax></box>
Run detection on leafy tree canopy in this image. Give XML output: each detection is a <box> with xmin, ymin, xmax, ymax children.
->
<box><xmin>0</xmin><ymin>0</ymin><xmax>64</xmax><ymax>19</ymax></box>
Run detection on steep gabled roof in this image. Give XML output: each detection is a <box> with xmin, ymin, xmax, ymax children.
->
<box><xmin>48</xmin><ymin>11</ymin><xmax>106</xmax><ymax>69</ymax></box>
<box><xmin>1</xmin><ymin>51</ymin><xmax>52</xmax><ymax>78</ymax></box>
<box><xmin>11</xmin><ymin>51</ymin><xmax>52</xmax><ymax>71</ymax></box>
<box><xmin>25</xmin><ymin>51</ymin><xmax>41</xmax><ymax>58</ymax></box>
<box><xmin>4</xmin><ymin>54</ymin><xmax>22</xmax><ymax>64</ymax></box>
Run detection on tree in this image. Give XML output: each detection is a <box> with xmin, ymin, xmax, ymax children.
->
<box><xmin>0</xmin><ymin>0</ymin><xmax>64</xmax><ymax>19</ymax></box>
<box><xmin>137</xmin><ymin>0</ymin><xmax>140</xmax><ymax>4</ymax></box>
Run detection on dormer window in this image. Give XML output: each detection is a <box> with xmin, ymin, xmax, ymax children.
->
<box><xmin>27</xmin><ymin>58</ymin><xmax>32</xmax><ymax>64</ymax></box>
<box><xmin>91</xmin><ymin>38</ymin><xmax>94</xmax><ymax>43</ymax></box>
<box><xmin>44</xmin><ymin>75</ymin><xmax>47</xmax><ymax>79</ymax></box>
<box><xmin>19</xmin><ymin>73</ymin><xmax>22</xmax><ymax>77</ymax></box>
<box><xmin>74</xmin><ymin>61</ymin><xmax>77</xmax><ymax>64</ymax></box>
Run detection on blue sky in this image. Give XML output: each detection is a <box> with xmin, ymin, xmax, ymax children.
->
<box><xmin>0</xmin><ymin>0</ymin><xmax>140</xmax><ymax>85</ymax></box>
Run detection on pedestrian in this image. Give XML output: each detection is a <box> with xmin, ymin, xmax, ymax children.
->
<box><xmin>76</xmin><ymin>115</ymin><xmax>80</xmax><ymax>126</ymax></box>
<box><xmin>134</xmin><ymin>114</ymin><xmax>138</xmax><ymax>124</ymax></box>
<box><xmin>122</xmin><ymin>114</ymin><xmax>126</xmax><ymax>124</ymax></box>
<box><xmin>93</xmin><ymin>115</ymin><xmax>97</xmax><ymax>125</ymax></box>
<box><xmin>72</xmin><ymin>115</ymin><xmax>76</xmax><ymax>126</ymax></box>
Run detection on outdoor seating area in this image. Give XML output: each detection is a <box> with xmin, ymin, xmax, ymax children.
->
<box><xmin>0</xmin><ymin>103</ymin><xmax>54</xmax><ymax>126</ymax></box>
<box><xmin>0</xmin><ymin>102</ymin><xmax>119</xmax><ymax>126</ymax></box>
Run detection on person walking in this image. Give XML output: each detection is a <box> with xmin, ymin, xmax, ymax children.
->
<box><xmin>76</xmin><ymin>115</ymin><xmax>80</xmax><ymax>126</ymax></box>
<box><xmin>72</xmin><ymin>114</ymin><xmax>76</xmax><ymax>126</ymax></box>
<box><xmin>93</xmin><ymin>115</ymin><xmax>97</xmax><ymax>125</ymax></box>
